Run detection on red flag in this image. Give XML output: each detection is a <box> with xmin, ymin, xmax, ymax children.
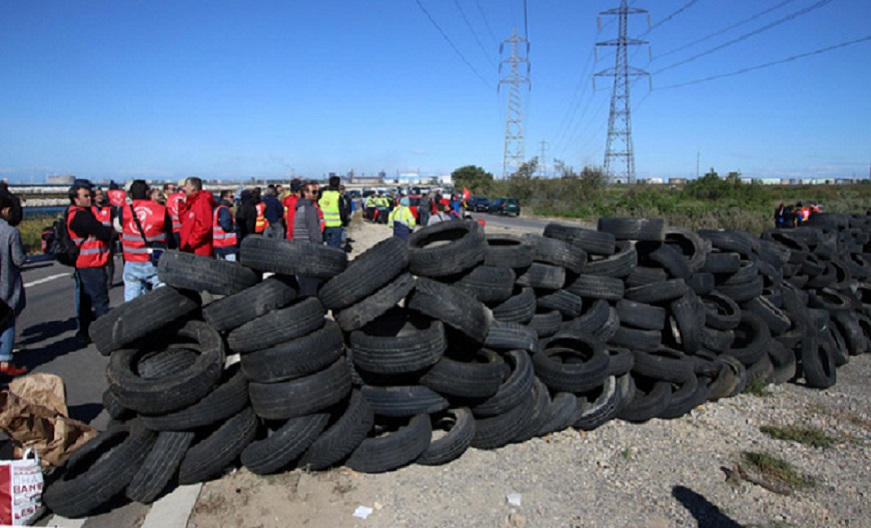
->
<box><xmin>462</xmin><ymin>187</ymin><xmax>471</xmax><ymax>200</ymax></box>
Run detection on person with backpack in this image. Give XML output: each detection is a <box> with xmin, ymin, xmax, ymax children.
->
<box><xmin>0</xmin><ymin>187</ymin><xmax>27</xmax><ymax>376</ymax></box>
<box><xmin>117</xmin><ymin>180</ymin><xmax>175</xmax><ymax>301</ymax></box>
<box><xmin>66</xmin><ymin>180</ymin><xmax>115</xmax><ymax>344</ymax></box>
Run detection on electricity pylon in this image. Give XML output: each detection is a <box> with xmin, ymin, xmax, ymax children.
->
<box><xmin>500</xmin><ymin>27</ymin><xmax>530</xmax><ymax>179</ymax></box>
<box><xmin>595</xmin><ymin>0</ymin><xmax>649</xmax><ymax>184</ymax></box>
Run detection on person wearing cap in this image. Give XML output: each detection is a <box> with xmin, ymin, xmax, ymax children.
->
<box><xmin>0</xmin><ymin>187</ymin><xmax>28</xmax><ymax>376</ymax></box>
<box><xmin>388</xmin><ymin>196</ymin><xmax>416</xmax><ymax>240</ymax></box>
<box><xmin>67</xmin><ymin>180</ymin><xmax>116</xmax><ymax>343</ymax></box>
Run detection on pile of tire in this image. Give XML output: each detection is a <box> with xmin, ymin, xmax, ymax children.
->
<box><xmin>42</xmin><ymin>215</ymin><xmax>871</xmax><ymax>517</ymax></box>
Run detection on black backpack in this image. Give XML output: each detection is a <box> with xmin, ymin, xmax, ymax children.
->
<box><xmin>50</xmin><ymin>208</ymin><xmax>81</xmax><ymax>267</ymax></box>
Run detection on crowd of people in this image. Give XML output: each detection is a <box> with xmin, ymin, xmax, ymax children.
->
<box><xmin>774</xmin><ymin>200</ymin><xmax>822</xmax><ymax>228</ymax></box>
<box><xmin>363</xmin><ymin>190</ymin><xmax>465</xmax><ymax>240</ymax></box>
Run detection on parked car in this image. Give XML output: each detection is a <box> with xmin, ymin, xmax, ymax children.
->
<box><xmin>490</xmin><ymin>197</ymin><xmax>521</xmax><ymax>216</ymax></box>
<box><xmin>470</xmin><ymin>196</ymin><xmax>490</xmax><ymax>212</ymax></box>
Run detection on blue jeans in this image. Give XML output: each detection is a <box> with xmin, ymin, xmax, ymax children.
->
<box><xmin>0</xmin><ymin>319</ymin><xmax>15</xmax><ymax>362</ymax></box>
<box><xmin>123</xmin><ymin>261</ymin><xmax>164</xmax><ymax>302</ymax></box>
<box><xmin>76</xmin><ymin>267</ymin><xmax>110</xmax><ymax>336</ymax></box>
<box><xmin>324</xmin><ymin>227</ymin><xmax>343</xmax><ymax>248</ymax></box>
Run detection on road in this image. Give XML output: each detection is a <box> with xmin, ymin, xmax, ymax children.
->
<box><xmin>468</xmin><ymin>211</ymin><xmax>595</xmax><ymax>232</ymax></box>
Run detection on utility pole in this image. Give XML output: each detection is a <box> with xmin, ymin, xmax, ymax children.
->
<box><xmin>500</xmin><ymin>27</ymin><xmax>530</xmax><ymax>179</ymax></box>
<box><xmin>538</xmin><ymin>140</ymin><xmax>548</xmax><ymax>177</ymax></box>
<box><xmin>595</xmin><ymin>0</ymin><xmax>649</xmax><ymax>185</ymax></box>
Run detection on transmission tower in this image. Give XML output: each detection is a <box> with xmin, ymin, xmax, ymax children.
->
<box><xmin>595</xmin><ymin>0</ymin><xmax>649</xmax><ymax>184</ymax></box>
<box><xmin>500</xmin><ymin>28</ymin><xmax>530</xmax><ymax>179</ymax></box>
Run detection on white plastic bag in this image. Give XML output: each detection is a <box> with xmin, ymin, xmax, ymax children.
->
<box><xmin>0</xmin><ymin>449</ymin><xmax>44</xmax><ymax>525</ymax></box>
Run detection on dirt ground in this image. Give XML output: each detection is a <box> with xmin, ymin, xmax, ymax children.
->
<box><xmin>187</xmin><ymin>216</ymin><xmax>871</xmax><ymax>528</ymax></box>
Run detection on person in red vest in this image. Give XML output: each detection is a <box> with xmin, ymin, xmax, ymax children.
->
<box><xmin>283</xmin><ymin>179</ymin><xmax>302</xmax><ymax>240</ymax></box>
<box><xmin>213</xmin><ymin>189</ymin><xmax>238</xmax><ymax>261</ymax></box>
<box><xmin>117</xmin><ymin>180</ymin><xmax>175</xmax><ymax>301</ymax></box>
<box><xmin>67</xmin><ymin>180</ymin><xmax>115</xmax><ymax>343</ymax></box>
<box><xmin>106</xmin><ymin>181</ymin><xmax>126</xmax><ymax>208</ymax></box>
<box><xmin>91</xmin><ymin>188</ymin><xmax>116</xmax><ymax>290</ymax></box>
<box><xmin>179</xmin><ymin>177</ymin><xmax>215</xmax><ymax>257</ymax></box>
<box><xmin>253</xmin><ymin>187</ymin><xmax>267</xmax><ymax>234</ymax></box>
<box><xmin>164</xmin><ymin>182</ymin><xmax>184</xmax><ymax>247</ymax></box>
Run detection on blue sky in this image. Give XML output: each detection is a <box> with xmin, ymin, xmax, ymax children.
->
<box><xmin>1</xmin><ymin>0</ymin><xmax>869</xmax><ymax>184</ymax></box>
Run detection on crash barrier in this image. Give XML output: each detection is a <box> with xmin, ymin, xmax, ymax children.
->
<box><xmin>42</xmin><ymin>213</ymin><xmax>871</xmax><ymax>517</ymax></box>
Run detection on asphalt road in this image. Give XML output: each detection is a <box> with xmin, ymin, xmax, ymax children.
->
<box><xmin>468</xmin><ymin>211</ymin><xmax>595</xmax><ymax>232</ymax></box>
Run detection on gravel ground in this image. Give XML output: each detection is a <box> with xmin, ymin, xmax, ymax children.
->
<box><xmin>188</xmin><ymin>219</ymin><xmax>871</xmax><ymax>528</ymax></box>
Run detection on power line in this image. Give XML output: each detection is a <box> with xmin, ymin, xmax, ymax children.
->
<box><xmin>655</xmin><ymin>34</ymin><xmax>871</xmax><ymax>89</ymax></box>
<box><xmin>636</xmin><ymin>0</ymin><xmax>700</xmax><ymax>38</ymax></box>
<box><xmin>523</xmin><ymin>0</ymin><xmax>529</xmax><ymax>40</ymax></box>
<box><xmin>654</xmin><ymin>0</ymin><xmax>838</xmax><ymax>75</ymax></box>
<box><xmin>414</xmin><ymin>0</ymin><xmax>492</xmax><ymax>89</ymax></box>
<box><xmin>453</xmin><ymin>0</ymin><xmax>498</xmax><ymax>68</ymax></box>
<box><xmin>655</xmin><ymin>0</ymin><xmax>800</xmax><ymax>60</ymax></box>
<box><xmin>473</xmin><ymin>0</ymin><xmax>500</xmax><ymax>47</ymax></box>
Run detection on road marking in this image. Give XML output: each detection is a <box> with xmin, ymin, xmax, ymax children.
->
<box><xmin>24</xmin><ymin>272</ymin><xmax>70</xmax><ymax>288</ymax></box>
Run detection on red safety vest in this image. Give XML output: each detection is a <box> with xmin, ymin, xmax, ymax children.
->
<box><xmin>254</xmin><ymin>202</ymin><xmax>267</xmax><ymax>233</ymax></box>
<box><xmin>166</xmin><ymin>192</ymin><xmax>185</xmax><ymax>233</ymax></box>
<box><xmin>212</xmin><ymin>205</ymin><xmax>238</xmax><ymax>249</ymax></box>
<box><xmin>67</xmin><ymin>206</ymin><xmax>110</xmax><ymax>268</ymax></box>
<box><xmin>107</xmin><ymin>189</ymin><xmax>126</xmax><ymax>208</ymax></box>
<box><xmin>120</xmin><ymin>200</ymin><xmax>168</xmax><ymax>263</ymax></box>
<box><xmin>91</xmin><ymin>206</ymin><xmax>112</xmax><ymax>227</ymax></box>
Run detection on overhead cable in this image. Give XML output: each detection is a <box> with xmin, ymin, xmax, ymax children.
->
<box><xmin>414</xmin><ymin>0</ymin><xmax>492</xmax><ymax>89</ymax></box>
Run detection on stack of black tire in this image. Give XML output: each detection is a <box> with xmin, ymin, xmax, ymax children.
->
<box><xmin>42</xmin><ymin>215</ymin><xmax>871</xmax><ymax>517</ymax></box>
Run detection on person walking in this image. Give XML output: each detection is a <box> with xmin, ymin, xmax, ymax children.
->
<box><xmin>67</xmin><ymin>180</ymin><xmax>115</xmax><ymax>343</ymax></box>
<box><xmin>0</xmin><ymin>187</ymin><xmax>27</xmax><ymax>376</ymax></box>
<box><xmin>213</xmin><ymin>189</ymin><xmax>239</xmax><ymax>261</ymax></box>
<box><xmin>319</xmin><ymin>176</ymin><xmax>344</xmax><ymax>248</ymax></box>
<box><xmin>293</xmin><ymin>182</ymin><xmax>324</xmax><ymax>297</ymax></box>
<box><xmin>117</xmin><ymin>180</ymin><xmax>174</xmax><ymax>301</ymax></box>
<box><xmin>388</xmin><ymin>196</ymin><xmax>416</xmax><ymax>239</ymax></box>
<box><xmin>178</xmin><ymin>177</ymin><xmax>216</xmax><ymax>257</ymax></box>
<box><xmin>261</xmin><ymin>185</ymin><xmax>285</xmax><ymax>239</ymax></box>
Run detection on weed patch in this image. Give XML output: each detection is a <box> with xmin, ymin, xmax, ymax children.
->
<box><xmin>760</xmin><ymin>424</ymin><xmax>836</xmax><ymax>449</ymax></box>
<box><xmin>740</xmin><ymin>451</ymin><xmax>816</xmax><ymax>492</ymax></box>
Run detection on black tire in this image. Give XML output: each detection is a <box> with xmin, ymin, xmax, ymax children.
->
<box><xmin>592</xmin><ymin>306</ymin><xmax>621</xmax><ymax>343</ymax></box>
<box><xmin>102</xmin><ymin>388</ymin><xmax>134</xmax><ymax>421</ymax></box>
<box><xmin>334</xmin><ymin>272</ymin><xmax>416</xmax><ymax>332</ymax></box>
<box><xmin>407</xmin><ymin>220</ymin><xmax>486</xmax><ymax>278</ymax></box>
<box><xmin>512</xmin><ymin>379</ymin><xmax>552</xmax><ymax>443</ymax></box>
<box><xmin>668</xmin><ymin>291</ymin><xmax>704</xmax><ymax>353</ymax></box>
<box><xmin>239</xmin><ymin>236</ymin><xmax>347</xmax><ymax>278</ymax></box>
<box><xmin>742</xmin><ymin>296</ymin><xmax>792</xmax><ymax>336</ymax></box>
<box><xmin>658</xmin><ymin>374</ymin><xmax>705</xmax><ymax>420</ymax></box>
<box><xmin>44</xmin><ymin>422</ymin><xmax>157</xmax><ymax>518</ymax></box>
<box><xmin>318</xmin><ymin>237</ymin><xmax>409</xmax><ymax>310</ymax></box>
<box><xmin>561</xmin><ymin>298</ymin><xmax>610</xmax><ymax>334</ymax></box>
<box><xmin>631</xmin><ymin>349</ymin><xmax>695</xmax><ymax>384</ymax></box>
<box><xmin>615</xmin><ymin>299</ymin><xmax>665</xmax><ymax>330</ymax></box>
<box><xmin>543</xmin><ymin>222</ymin><xmax>616</xmax><ymax>256</ymax></box>
<box><xmin>701</xmin><ymin>252</ymin><xmax>741</xmax><ymax>274</ymax></box>
<box><xmin>360</xmin><ymin>385</ymin><xmax>449</xmax><ymax>417</ymax></box>
<box><xmin>832</xmin><ymin>311</ymin><xmax>868</xmax><ymax>356</ymax></box>
<box><xmin>157</xmin><ymin>250</ymin><xmax>260</xmax><ymax>296</ymax></box>
<box><xmin>701</xmin><ymin>290</ymin><xmax>742</xmax><ymax>331</ymax></box>
<box><xmin>177</xmin><ymin>407</ymin><xmax>259</xmax><ymax>485</ymax></box>
<box><xmin>597</xmin><ymin>217</ymin><xmax>665</xmax><ymax>241</ymax></box>
<box><xmin>697</xmin><ymin>230</ymin><xmax>753</xmax><ymax>257</ymax></box>
<box><xmin>516</xmin><ymin>262</ymin><xmax>566</xmax><ymax>290</ymax></box>
<box><xmin>135</xmin><ymin>345</ymin><xmax>198</xmax><ymax>380</ymax></box>
<box><xmin>345</xmin><ymin>414</ymin><xmax>432</xmax><ymax>473</ymax></box>
<box><xmin>536</xmin><ymin>289</ymin><xmax>584</xmax><ymax>318</ymax></box>
<box><xmin>240</xmin><ymin>413</ymin><xmax>331</xmax><ymax>475</ymax></box>
<box><xmin>90</xmin><ymin>287</ymin><xmax>201</xmax><ymax>356</ymax></box>
<box><xmin>646</xmin><ymin>243</ymin><xmax>691</xmax><ymax>279</ymax></box>
<box><xmin>298</xmin><ymin>389</ymin><xmax>375</xmax><ymax>470</ymax></box>
<box><xmin>624</xmin><ymin>279</ymin><xmax>688</xmax><ymax>305</ymax></box>
<box><xmin>406</xmin><ymin>277</ymin><xmax>491</xmax><ymax>343</ymax></box>
<box><xmin>663</xmin><ymin>227</ymin><xmax>709</xmax><ymax>273</ymax></box>
<box><xmin>717</xmin><ymin>276</ymin><xmax>764</xmax><ymax>303</ymax></box>
<box><xmin>573</xmin><ymin>376</ymin><xmax>621</xmax><ymax>431</ymax></box>
<box><xmin>609</xmin><ymin>325</ymin><xmax>661</xmax><ymax>353</ymax></box>
<box><xmin>800</xmin><ymin>334</ymin><xmax>837</xmax><ymax>389</ymax></box>
<box><xmin>140</xmin><ymin>366</ymin><xmax>249</xmax><ymax>432</ymax></box>
<box><xmin>484</xmin><ymin>321</ymin><xmax>539</xmax><ymax>352</ymax></box>
<box><xmin>488</xmin><ymin>287</ymin><xmax>536</xmax><ymax>324</ymax></box>
<box><xmin>227</xmin><ymin>297</ymin><xmax>326</xmax><ymax>353</ymax></box>
<box><xmin>523</xmin><ymin>234</ymin><xmax>587</xmax><ymax>273</ymax></box>
<box><xmin>241</xmin><ymin>321</ymin><xmax>345</xmax><ymax>383</ymax></box>
<box><xmin>420</xmin><ymin>348</ymin><xmax>505</xmax><ymax>398</ymax></box>
<box><xmin>451</xmin><ymin>266</ymin><xmax>516</xmax><ymax>303</ymax></box>
<box><xmin>350</xmin><ymin>313</ymin><xmax>445</xmax><ymax>375</ymax></box>
<box><xmin>688</xmin><ymin>272</ymin><xmax>716</xmax><ymax>296</ymax></box>
<box><xmin>484</xmin><ymin>234</ymin><xmax>535</xmax><ymax>269</ymax></box>
<box><xmin>417</xmin><ymin>408</ymin><xmax>476</xmax><ymax>466</ymax></box>
<box><xmin>126</xmin><ymin>430</ymin><xmax>195</xmax><ymax>504</ymax></box>
<box><xmin>605</xmin><ymin>346</ymin><xmax>635</xmax><ymax>376</ymax></box>
<box><xmin>471</xmin><ymin>350</ymin><xmax>535</xmax><ymax>417</ymax></box>
<box><xmin>616</xmin><ymin>377</ymin><xmax>672</xmax><ymax>423</ymax></box>
<box><xmin>107</xmin><ymin>321</ymin><xmax>225</xmax><ymax>415</ymax></box>
<box><xmin>537</xmin><ymin>391</ymin><xmax>578</xmax><ymax>436</ymax></box>
<box><xmin>566</xmin><ymin>274</ymin><xmax>624</xmax><ymax>301</ymax></box>
<box><xmin>248</xmin><ymin>358</ymin><xmax>352</xmax><ymax>420</ymax></box>
<box><xmin>724</xmin><ymin>311</ymin><xmax>770</xmax><ymax>367</ymax></box>
<box><xmin>471</xmin><ymin>388</ymin><xmax>536</xmax><ymax>449</ymax></box>
<box><xmin>625</xmin><ymin>266</ymin><xmax>668</xmax><ymax>287</ymax></box>
<box><xmin>533</xmin><ymin>333</ymin><xmax>609</xmax><ymax>393</ymax></box>
<box><xmin>807</xmin><ymin>287</ymin><xmax>853</xmax><ymax>314</ymax></box>
<box><xmin>202</xmin><ymin>276</ymin><xmax>298</xmax><ymax>333</ymax></box>
<box><xmin>528</xmin><ymin>310</ymin><xmax>563</xmax><ymax>338</ymax></box>
<box><xmin>584</xmin><ymin>241</ymin><xmax>637</xmax><ymax>278</ymax></box>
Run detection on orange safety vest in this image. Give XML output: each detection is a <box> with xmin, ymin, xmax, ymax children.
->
<box><xmin>107</xmin><ymin>189</ymin><xmax>126</xmax><ymax>208</ymax></box>
<box><xmin>254</xmin><ymin>202</ymin><xmax>267</xmax><ymax>233</ymax></box>
<box><xmin>120</xmin><ymin>200</ymin><xmax>168</xmax><ymax>263</ymax></box>
<box><xmin>67</xmin><ymin>206</ymin><xmax>110</xmax><ymax>268</ymax></box>
<box><xmin>212</xmin><ymin>205</ymin><xmax>238</xmax><ymax>249</ymax></box>
<box><xmin>166</xmin><ymin>192</ymin><xmax>185</xmax><ymax>233</ymax></box>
